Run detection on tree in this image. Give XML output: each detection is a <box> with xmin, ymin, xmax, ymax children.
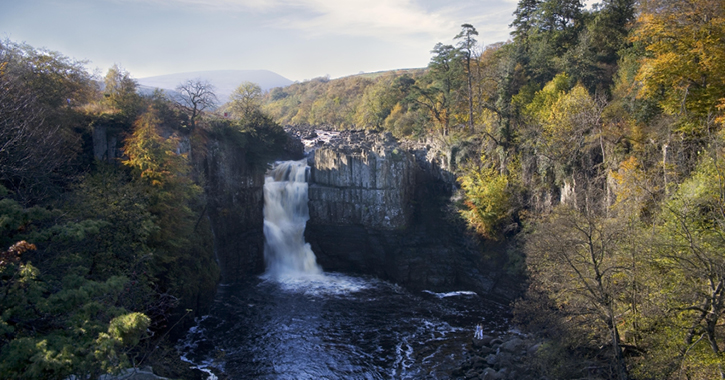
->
<box><xmin>458</xmin><ymin>157</ymin><xmax>512</xmax><ymax>240</ymax></box>
<box><xmin>0</xmin><ymin>41</ymin><xmax>90</xmax><ymax>204</ymax></box>
<box><xmin>228</xmin><ymin>81</ymin><xmax>262</xmax><ymax>119</ymax></box>
<box><xmin>411</xmin><ymin>43</ymin><xmax>464</xmax><ymax>136</ymax></box>
<box><xmin>354</xmin><ymin>74</ymin><xmax>410</xmax><ymax>130</ymax></box>
<box><xmin>525</xmin><ymin>206</ymin><xmax>630</xmax><ymax>380</ymax></box>
<box><xmin>456</xmin><ymin>24</ymin><xmax>480</xmax><ymax>131</ymax></box>
<box><xmin>632</xmin><ymin>0</ymin><xmax>725</xmax><ymax>118</ymax></box>
<box><xmin>652</xmin><ymin>150</ymin><xmax>725</xmax><ymax>378</ymax></box>
<box><xmin>511</xmin><ymin>0</ymin><xmax>543</xmax><ymax>42</ymax></box>
<box><xmin>103</xmin><ymin>64</ymin><xmax>142</xmax><ymax>121</ymax></box>
<box><xmin>175</xmin><ymin>79</ymin><xmax>217</xmax><ymax>131</ymax></box>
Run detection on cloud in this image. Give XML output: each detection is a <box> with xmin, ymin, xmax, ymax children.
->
<box><xmin>111</xmin><ymin>0</ymin><xmax>483</xmax><ymax>41</ymax></box>
<box><xmin>272</xmin><ymin>0</ymin><xmax>454</xmax><ymax>40</ymax></box>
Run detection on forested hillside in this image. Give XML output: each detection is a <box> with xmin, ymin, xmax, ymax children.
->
<box><xmin>263</xmin><ymin>0</ymin><xmax>725</xmax><ymax>378</ymax></box>
<box><xmin>0</xmin><ymin>41</ymin><xmax>288</xmax><ymax>378</ymax></box>
<box><xmin>3</xmin><ymin>0</ymin><xmax>725</xmax><ymax>377</ymax></box>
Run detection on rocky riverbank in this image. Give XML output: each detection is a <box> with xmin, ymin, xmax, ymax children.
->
<box><xmin>453</xmin><ymin>333</ymin><xmax>542</xmax><ymax>380</ymax></box>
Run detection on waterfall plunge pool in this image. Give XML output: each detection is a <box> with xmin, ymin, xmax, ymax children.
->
<box><xmin>178</xmin><ymin>160</ymin><xmax>508</xmax><ymax>379</ymax></box>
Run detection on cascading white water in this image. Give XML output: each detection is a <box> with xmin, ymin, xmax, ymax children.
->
<box><xmin>263</xmin><ymin>159</ymin><xmax>322</xmax><ymax>278</ymax></box>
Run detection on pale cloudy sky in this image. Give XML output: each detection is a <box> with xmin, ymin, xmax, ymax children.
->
<box><xmin>1</xmin><ymin>0</ymin><xmax>519</xmax><ymax>81</ymax></box>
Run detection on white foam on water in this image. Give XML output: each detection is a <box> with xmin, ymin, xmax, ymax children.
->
<box><xmin>422</xmin><ymin>290</ymin><xmax>479</xmax><ymax>298</ymax></box>
<box><xmin>261</xmin><ymin>271</ymin><xmax>373</xmax><ymax>297</ymax></box>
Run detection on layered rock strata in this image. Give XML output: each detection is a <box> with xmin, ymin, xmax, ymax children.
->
<box><xmin>307</xmin><ymin>132</ymin><xmax>415</xmax><ymax>229</ymax></box>
<box><xmin>303</xmin><ymin>129</ymin><xmax>511</xmax><ymax>297</ymax></box>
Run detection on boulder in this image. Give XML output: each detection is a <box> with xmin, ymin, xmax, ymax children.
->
<box><xmin>500</xmin><ymin>337</ymin><xmax>525</xmax><ymax>353</ymax></box>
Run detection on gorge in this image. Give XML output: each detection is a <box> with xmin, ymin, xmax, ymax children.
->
<box><xmin>181</xmin><ymin>127</ymin><xmax>527</xmax><ymax>379</ymax></box>
<box><xmin>205</xmin><ymin>127</ymin><xmax>518</xmax><ymax>298</ymax></box>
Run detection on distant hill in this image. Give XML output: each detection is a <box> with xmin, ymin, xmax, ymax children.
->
<box><xmin>136</xmin><ymin>70</ymin><xmax>294</xmax><ymax>104</ymax></box>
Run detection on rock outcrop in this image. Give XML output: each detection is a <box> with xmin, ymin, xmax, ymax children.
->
<box><xmin>205</xmin><ymin>124</ymin><xmax>518</xmax><ymax>299</ymax></box>
<box><xmin>300</xmin><ymin>128</ymin><xmax>515</xmax><ymax>297</ymax></box>
<box><xmin>307</xmin><ymin>131</ymin><xmax>415</xmax><ymax>229</ymax></box>
<box><xmin>204</xmin><ymin>138</ymin><xmax>266</xmax><ymax>281</ymax></box>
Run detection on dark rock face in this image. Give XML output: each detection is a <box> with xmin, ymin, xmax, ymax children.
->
<box><xmin>206</xmin><ymin>125</ymin><xmax>518</xmax><ymax>299</ymax></box>
<box><xmin>204</xmin><ymin>131</ymin><xmax>303</xmax><ymax>283</ymax></box>
<box><xmin>303</xmin><ymin>129</ymin><xmax>512</xmax><ymax>297</ymax></box>
<box><xmin>204</xmin><ymin>138</ymin><xmax>266</xmax><ymax>282</ymax></box>
<box><xmin>307</xmin><ymin>132</ymin><xmax>415</xmax><ymax>229</ymax></box>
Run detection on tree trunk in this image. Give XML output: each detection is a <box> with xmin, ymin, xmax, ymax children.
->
<box><xmin>609</xmin><ymin>313</ymin><xmax>629</xmax><ymax>380</ymax></box>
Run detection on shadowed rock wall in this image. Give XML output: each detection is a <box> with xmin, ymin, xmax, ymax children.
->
<box><xmin>304</xmin><ymin>130</ymin><xmax>511</xmax><ymax>297</ymax></box>
<box><xmin>204</xmin><ymin>126</ymin><xmax>302</xmax><ymax>283</ymax></box>
<box><xmin>205</xmin><ymin>138</ymin><xmax>267</xmax><ymax>282</ymax></box>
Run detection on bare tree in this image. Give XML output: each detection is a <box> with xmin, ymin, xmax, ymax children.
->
<box><xmin>175</xmin><ymin>79</ymin><xmax>217</xmax><ymax>131</ymax></box>
<box><xmin>0</xmin><ymin>63</ymin><xmax>78</xmax><ymax>204</ymax></box>
<box><xmin>525</xmin><ymin>206</ymin><xmax>631</xmax><ymax>380</ymax></box>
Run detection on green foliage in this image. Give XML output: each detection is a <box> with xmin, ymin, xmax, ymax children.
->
<box><xmin>209</xmin><ymin>109</ymin><xmax>289</xmax><ymax>169</ymax></box>
<box><xmin>0</xmin><ymin>44</ymin><xmax>220</xmax><ymax>377</ymax></box>
<box><xmin>0</xmin><ymin>235</ymin><xmax>149</xmax><ymax>379</ymax></box>
<box><xmin>227</xmin><ymin>81</ymin><xmax>262</xmax><ymax>119</ymax></box>
<box><xmin>103</xmin><ymin>65</ymin><xmax>142</xmax><ymax>122</ymax></box>
<box><xmin>262</xmin><ymin>70</ymin><xmax>425</xmax><ymax>135</ymax></box>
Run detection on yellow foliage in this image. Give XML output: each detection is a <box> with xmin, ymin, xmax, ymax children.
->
<box><xmin>458</xmin><ymin>158</ymin><xmax>510</xmax><ymax>240</ymax></box>
<box><xmin>610</xmin><ymin>156</ymin><xmax>647</xmax><ymax>208</ymax></box>
<box><xmin>122</xmin><ymin>109</ymin><xmax>188</xmax><ymax>187</ymax></box>
<box><xmin>632</xmin><ymin>0</ymin><xmax>725</xmax><ymax>117</ymax></box>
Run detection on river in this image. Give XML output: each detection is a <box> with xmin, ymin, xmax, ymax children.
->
<box><xmin>177</xmin><ymin>160</ymin><xmax>508</xmax><ymax>379</ymax></box>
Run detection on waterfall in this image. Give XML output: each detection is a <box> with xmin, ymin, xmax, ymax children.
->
<box><xmin>263</xmin><ymin>159</ymin><xmax>322</xmax><ymax>278</ymax></box>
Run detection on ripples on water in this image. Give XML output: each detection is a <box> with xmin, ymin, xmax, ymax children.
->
<box><xmin>178</xmin><ymin>273</ymin><xmax>508</xmax><ymax>379</ymax></box>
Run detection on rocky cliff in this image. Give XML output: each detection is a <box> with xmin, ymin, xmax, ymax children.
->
<box><xmin>299</xmin><ymin>129</ymin><xmax>514</xmax><ymax>298</ymax></box>
<box><xmin>307</xmin><ymin>132</ymin><xmax>415</xmax><ymax>229</ymax></box>
<box><xmin>204</xmin><ymin>123</ymin><xmax>302</xmax><ymax>282</ymax></box>
<box><xmin>205</xmin><ymin>124</ymin><xmax>516</xmax><ymax>299</ymax></box>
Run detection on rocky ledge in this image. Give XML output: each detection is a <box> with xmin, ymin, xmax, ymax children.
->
<box><xmin>283</xmin><ymin>126</ymin><xmax>519</xmax><ymax>298</ymax></box>
<box><xmin>307</xmin><ymin>129</ymin><xmax>415</xmax><ymax>229</ymax></box>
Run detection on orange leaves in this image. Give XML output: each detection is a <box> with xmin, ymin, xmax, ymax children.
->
<box><xmin>0</xmin><ymin>240</ymin><xmax>36</xmax><ymax>268</ymax></box>
<box><xmin>122</xmin><ymin>108</ymin><xmax>188</xmax><ymax>187</ymax></box>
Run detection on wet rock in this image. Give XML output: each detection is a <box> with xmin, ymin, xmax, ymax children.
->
<box><xmin>477</xmin><ymin>345</ymin><xmax>495</xmax><ymax>356</ymax></box>
<box><xmin>485</xmin><ymin>354</ymin><xmax>497</xmax><ymax>366</ymax></box>
<box><xmin>98</xmin><ymin>367</ymin><xmax>169</xmax><ymax>380</ymax></box>
<box><xmin>497</xmin><ymin>367</ymin><xmax>509</xmax><ymax>379</ymax></box>
<box><xmin>473</xmin><ymin>356</ymin><xmax>488</xmax><ymax>370</ymax></box>
<box><xmin>495</xmin><ymin>352</ymin><xmax>514</xmax><ymax>369</ymax></box>
<box><xmin>465</xmin><ymin>369</ymin><xmax>481</xmax><ymax>379</ymax></box>
<box><xmin>477</xmin><ymin>334</ymin><xmax>494</xmax><ymax>347</ymax></box>
<box><xmin>452</xmin><ymin>366</ymin><xmax>466</xmax><ymax>377</ymax></box>
<box><xmin>500</xmin><ymin>337</ymin><xmax>524</xmax><ymax>353</ymax></box>
<box><xmin>481</xmin><ymin>367</ymin><xmax>497</xmax><ymax>380</ymax></box>
<box><xmin>527</xmin><ymin>343</ymin><xmax>541</xmax><ymax>356</ymax></box>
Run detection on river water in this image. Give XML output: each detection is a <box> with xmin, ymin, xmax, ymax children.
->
<box><xmin>177</xmin><ymin>160</ymin><xmax>508</xmax><ymax>379</ymax></box>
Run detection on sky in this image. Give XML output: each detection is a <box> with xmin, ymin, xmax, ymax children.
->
<box><xmin>1</xmin><ymin>0</ymin><xmax>520</xmax><ymax>82</ymax></box>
